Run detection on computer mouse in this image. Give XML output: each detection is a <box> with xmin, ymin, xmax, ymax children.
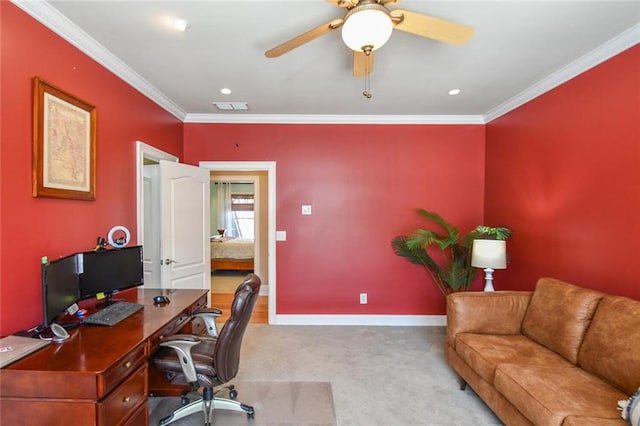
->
<box><xmin>153</xmin><ymin>295</ymin><xmax>170</xmax><ymax>305</ymax></box>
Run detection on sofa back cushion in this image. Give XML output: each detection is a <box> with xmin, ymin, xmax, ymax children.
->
<box><xmin>578</xmin><ymin>295</ymin><xmax>640</xmax><ymax>395</ymax></box>
<box><xmin>521</xmin><ymin>278</ymin><xmax>604</xmax><ymax>364</ymax></box>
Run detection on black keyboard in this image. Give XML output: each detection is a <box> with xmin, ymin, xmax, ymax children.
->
<box><xmin>84</xmin><ymin>301</ymin><xmax>144</xmax><ymax>326</ymax></box>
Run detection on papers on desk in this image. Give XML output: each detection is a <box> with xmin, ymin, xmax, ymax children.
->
<box><xmin>0</xmin><ymin>335</ymin><xmax>50</xmax><ymax>368</ymax></box>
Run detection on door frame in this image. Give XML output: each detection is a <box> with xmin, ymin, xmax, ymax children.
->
<box><xmin>135</xmin><ymin>141</ymin><xmax>178</xmax><ymax>284</ymax></box>
<box><xmin>200</xmin><ymin>161</ymin><xmax>276</xmax><ymax>324</ymax></box>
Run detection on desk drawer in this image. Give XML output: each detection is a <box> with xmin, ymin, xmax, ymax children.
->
<box><xmin>189</xmin><ymin>317</ymin><xmax>207</xmax><ymax>335</ymax></box>
<box><xmin>102</xmin><ymin>342</ymin><xmax>146</xmax><ymax>396</ymax></box>
<box><xmin>149</xmin><ymin>310</ymin><xmax>191</xmax><ymax>351</ymax></box>
<box><xmin>122</xmin><ymin>403</ymin><xmax>147</xmax><ymax>426</ymax></box>
<box><xmin>98</xmin><ymin>364</ymin><xmax>147</xmax><ymax>426</ymax></box>
<box><xmin>190</xmin><ymin>295</ymin><xmax>208</xmax><ymax>313</ymax></box>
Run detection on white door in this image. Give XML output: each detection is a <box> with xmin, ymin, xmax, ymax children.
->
<box><xmin>159</xmin><ymin>160</ymin><xmax>210</xmax><ymax>293</ymax></box>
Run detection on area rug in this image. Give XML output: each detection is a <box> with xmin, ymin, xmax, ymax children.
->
<box><xmin>148</xmin><ymin>381</ymin><xmax>336</xmax><ymax>425</ymax></box>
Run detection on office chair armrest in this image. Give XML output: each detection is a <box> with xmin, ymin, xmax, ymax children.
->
<box><xmin>159</xmin><ymin>334</ymin><xmax>202</xmax><ymax>384</ymax></box>
<box><xmin>193</xmin><ymin>308</ymin><xmax>223</xmax><ymax>338</ymax></box>
<box><xmin>195</xmin><ymin>307</ymin><xmax>223</xmax><ymax>316</ymax></box>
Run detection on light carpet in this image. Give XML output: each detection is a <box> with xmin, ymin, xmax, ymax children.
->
<box><xmin>151</xmin><ymin>325</ymin><xmax>502</xmax><ymax>425</ymax></box>
<box><xmin>149</xmin><ymin>381</ymin><xmax>336</xmax><ymax>426</ymax></box>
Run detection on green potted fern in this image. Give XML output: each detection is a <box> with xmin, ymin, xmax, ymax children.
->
<box><xmin>391</xmin><ymin>209</ymin><xmax>511</xmax><ymax>297</ymax></box>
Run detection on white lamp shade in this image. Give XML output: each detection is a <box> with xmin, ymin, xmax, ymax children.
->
<box><xmin>341</xmin><ymin>9</ymin><xmax>393</xmax><ymax>52</ymax></box>
<box><xmin>471</xmin><ymin>240</ymin><xmax>507</xmax><ymax>269</ymax></box>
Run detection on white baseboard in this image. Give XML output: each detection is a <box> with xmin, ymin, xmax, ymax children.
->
<box><xmin>272</xmin><ymin>314</ymin><xmax>446</xmax><ymax>327</ymax></box>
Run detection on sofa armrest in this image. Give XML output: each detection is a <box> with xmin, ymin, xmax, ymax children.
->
<box><xmin>446</xmin><ymin>291</ymin><xmax>532</xmax><ymax>348</ymax></box>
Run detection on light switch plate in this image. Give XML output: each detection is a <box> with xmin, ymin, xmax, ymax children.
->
<box><xmin>276</xmin><ymin>230</ymin><xmax>287</xmax><ymax>241</ymax></box>
<box><xmin>302</xmin><ymin>205</ymin><xmax>312</xmax><ymax>215</ymax></box>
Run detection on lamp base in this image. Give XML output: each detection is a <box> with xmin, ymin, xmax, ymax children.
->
<box><xmin>483</xmin><ymin>268</ymin><xmax>495</xmax><ymax>292</ymax></box>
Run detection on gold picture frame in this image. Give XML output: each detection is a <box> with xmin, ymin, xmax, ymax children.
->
<box><xmin>33</xmin><ymin>77</ymin><xmax>96</xmax><ymax>200</ymax></box>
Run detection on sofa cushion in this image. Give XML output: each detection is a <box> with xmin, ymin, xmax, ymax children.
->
<box><xmin>578</xmin><ymin>295</ymin><xmax>640</xmax><ymax>395</ymax></box>
<box><xmin>521</xmin><ymin>278</ymin><xmax>604</xmax><ymax>364</ymax></box>
<box><xmin>495</xmin><ymin>364</ymin><xmax>628</xmax><ymax>426</ymax></box>
<box><xmin>456</xmin><ymin>333</ymin><xmax>572</xmax><ymax>384</ymax></box>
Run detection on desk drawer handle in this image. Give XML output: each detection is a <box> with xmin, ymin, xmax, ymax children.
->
<box><xmin>124</xmin><ymin>361</ymin><xmax>132</xmax><ymax>369</ymax></box>
<box><xmin>122</xmin><ymin>396</ymin><xmax>131</xmax><ymax>404</ymax></box>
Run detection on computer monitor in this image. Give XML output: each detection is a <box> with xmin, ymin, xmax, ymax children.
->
<box><xmin>41</xmin><ymin>253</ymin><xmax>80</xmax><ymax>326</ymax></box>
<box><xmin>79</xmin><ymin>246</ymin><xmax>144</xmax><ymax>304</ymax></box>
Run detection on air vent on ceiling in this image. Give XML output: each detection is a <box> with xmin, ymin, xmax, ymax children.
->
<box><xmin>213</xmin><ymin>102</ymin><xmax>249</xmax><ymax>111</ymax></box>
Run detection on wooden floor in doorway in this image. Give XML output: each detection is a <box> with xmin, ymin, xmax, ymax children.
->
<box><xmin>210</xmin><ymin>293</ymin><xmax>268</xmax><ymax>324</ymax></box>
<box><xmin>211</xmin><ymin>270</ymin><xmax>267</xmax><ymax>323</ymax></box>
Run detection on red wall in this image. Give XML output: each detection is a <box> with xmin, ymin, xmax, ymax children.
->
<box><xmin>0</xmin><ymin>3</ymin><xmax>183</xmax><ymax>336</ymax></box>
<box><xmin>485</xmin><ymin>45</ymin><xmax>640</xmax><ymax>299</ymax></box>
<box><xmin>184</xmin><ymin>124</ymin><xmax>486</xmax><ymax>315</ymax></box>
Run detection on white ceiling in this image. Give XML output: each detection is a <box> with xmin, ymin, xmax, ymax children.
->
<box><xmin>14</xmin><ymin>0</ymin><xmax>640</xmax><ymax>124</ymax></box>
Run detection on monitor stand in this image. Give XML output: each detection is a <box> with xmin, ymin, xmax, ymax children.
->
<box><xmin>96</xmin><ymin>292</ymin><xmax>116</xmax><ymax>308</ymax></box>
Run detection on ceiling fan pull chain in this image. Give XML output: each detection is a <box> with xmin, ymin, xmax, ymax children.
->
<box><xmin>363</xmin><ymin>46</ymin><xmax>372</xmax><ymax>99</ymax></box>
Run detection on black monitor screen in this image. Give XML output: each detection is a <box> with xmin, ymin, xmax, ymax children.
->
<box><xmin>42</xmin><ymin>254</ymin><xmax>80</xmax><ymax>326</ymax></box>
<box><xmin>79</xmin><ymin>246</ymin><xmax>144</xmax><ymax>300</ymax></box>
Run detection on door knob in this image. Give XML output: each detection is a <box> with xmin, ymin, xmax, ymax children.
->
<box><xmin>162</xmin><ymin>258</ymin><xmax>178</xmax><ymax>265</ymax></box>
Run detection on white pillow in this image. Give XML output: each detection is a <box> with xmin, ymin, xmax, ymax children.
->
<box><xmin>619</xmin><ymin>387</ymin><xmax>640</xmax><ymax>426</ymax></box>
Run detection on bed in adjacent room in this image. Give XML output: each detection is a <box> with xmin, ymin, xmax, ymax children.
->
<box><xmin>210</xmin><ymin>236</ymin><xmax>254</xmax><ymax>271</ymax></box>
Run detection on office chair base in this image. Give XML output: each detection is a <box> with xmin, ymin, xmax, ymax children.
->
<box><xmin>160</xmin><ymin>396</ymin><xmax>255</xmax><ymax>425</ymax></box>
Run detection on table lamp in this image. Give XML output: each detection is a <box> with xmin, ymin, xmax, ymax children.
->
<box><xmin>471</xmin><ymin>239</ymin><xmax>507</xmax><ymax>292</ymax></box>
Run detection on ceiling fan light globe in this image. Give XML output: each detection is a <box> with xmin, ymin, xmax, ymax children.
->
<box><xmin>341</xmin><ymin>9</ymin><xmax>393</xmax><ymax>52</ymax></box>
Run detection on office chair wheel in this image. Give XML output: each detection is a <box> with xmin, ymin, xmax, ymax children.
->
<box><xmin>229</xmin><ymin>389</ymin><xmax>238</xmax><ymax>399</ymax></box>
<box><xmin>242</xmin><ymin>403</ymin><xmax>255</xmax><ymax>419</ymax></box>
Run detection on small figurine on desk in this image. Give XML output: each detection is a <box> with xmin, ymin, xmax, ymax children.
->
<box><xmin>94</xmin><ymin>236</ymin><xmax>108</xmax><ymax>251</ymax></box>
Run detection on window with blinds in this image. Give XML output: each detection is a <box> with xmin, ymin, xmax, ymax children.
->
<box><xmin>231</xmin><ymin>194</ymin><xmax>255</xmax><ymax>238</ymax></box>
<box><xmin>231</xmin><ymin>194</ymin><xmax>254</xmax><ymax>211</ymax></box>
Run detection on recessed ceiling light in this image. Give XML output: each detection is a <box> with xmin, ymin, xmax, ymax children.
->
<box><xmin>448</xmin><ymin>89</ymin><xmax>461</xmax><ymax>96</ymax></box>
<box><xmin>220</xmin><ymin>88</ymin><xmax>232</xmax><ymax>95</ymax></box>
<box><xmin>172</xmin><ymin>18</ymin><xmax>190</xmax><ymax>32</ymax></box>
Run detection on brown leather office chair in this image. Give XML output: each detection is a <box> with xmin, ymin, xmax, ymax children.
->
<box><xmin>152</xmin><ymin>273</ymin><xmax>261</xmax><ymax>425</ymax></box>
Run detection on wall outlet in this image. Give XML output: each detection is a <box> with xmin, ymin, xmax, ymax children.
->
<box><xmin>302</xmin><ymin>205</ymin><xmax>312</xmax><ymax>215</ymax></box>
<box><xmin>359</xmin><ymin>293</ymin><xmax>367</xmax><ymax>304</ymax></box>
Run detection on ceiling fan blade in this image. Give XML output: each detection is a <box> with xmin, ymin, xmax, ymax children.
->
<box><xmin>265</xmin><ymin>19</ymin><xmax>344</xmax><ymax>58</ymax></box>
<box><xmin>353</xmin><ymin>51</ymin><xmax>374</xmax><ymax>77</ymax></box>
<box><xmin>391</xmin><ymin>9</ymin><xmax>474</xmax><ymax>45</ymax></box>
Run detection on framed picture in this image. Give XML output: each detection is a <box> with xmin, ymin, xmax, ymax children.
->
<box><xmin>32</xmin><ymin>77</ymin><xmax>96</xmax><ymax>200</ymax></box>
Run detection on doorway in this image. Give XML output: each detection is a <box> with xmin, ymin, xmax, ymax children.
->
<box><xmin>200</xmin><ymin>161</ymin><xmax>276</xmax><ymax>324</ymax></box>
<box><xmin>209</xmin><ymin>174</ymin><xmax>266</xmax><ymax>323</ymax></box>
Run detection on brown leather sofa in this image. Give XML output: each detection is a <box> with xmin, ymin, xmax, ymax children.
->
<box><xmin>446</xmin><ymin>277</ymin><xmax>640</xmax><ymax>425</ymax></box>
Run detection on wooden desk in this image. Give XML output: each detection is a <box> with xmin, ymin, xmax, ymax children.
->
<box><xmin>0</xmin><ymin>289</ymin><xmax>208</xmax><ymax>426</ymax></box>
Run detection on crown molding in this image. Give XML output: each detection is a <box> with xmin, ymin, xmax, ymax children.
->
<box><xmin>11</xmin><ymin>0</ymin><xmax>187</xmax><ymax>121</ymax></box>
<box><xmin>184</xmin><ymin>113</ymin><xmax>485</xmax><ymax>125</ymax></box>
<box><xmin>14</xmin><ymin>1</ymin><xmax>638</xmax><ymax>126</ymax></box>
<box><xmin>484</xmin><ymin>23</ymin><xmax>640</xmax><ymax>123</ymax></box>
